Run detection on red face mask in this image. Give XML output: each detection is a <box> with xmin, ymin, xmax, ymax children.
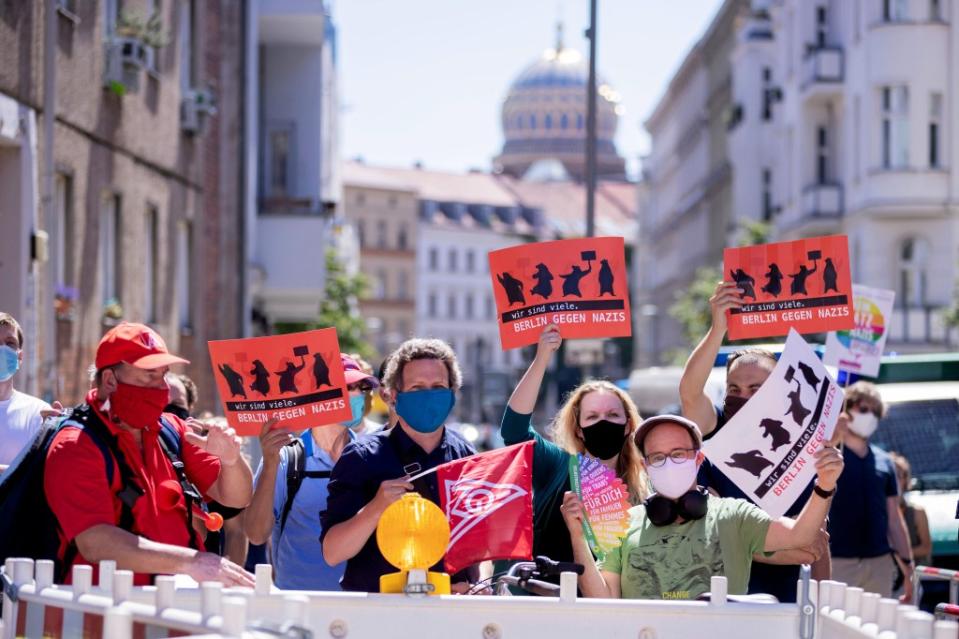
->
<box><xmin>110</xmin><ymin>380</ymin><xmax>170</xmax><ymax>430</ymax></box>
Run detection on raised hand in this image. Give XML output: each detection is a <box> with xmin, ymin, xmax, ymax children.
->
<box><xmin>709</xmin><ymin>281</ymin><xmax>745</xmax><ymax>333</ymax></box>
<box><xmin>184</xmin><ymin>418</ymin><xmax>243</xmax><ymax>466</ymax></box>
<box><xmin>535</xmin><ymin>324</ymin><xmax>562</xmax><ymax>362</ymax></box>
<box><xmin>259</xmin><ymin>419</ymin><xmax>294</xmax><ymax>468</ymax></box>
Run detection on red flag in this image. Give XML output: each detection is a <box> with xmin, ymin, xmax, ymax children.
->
<box><xmin>437</xmin><ymin>441</ymin><xmax>534</xmax><ymax>574</ymax></box>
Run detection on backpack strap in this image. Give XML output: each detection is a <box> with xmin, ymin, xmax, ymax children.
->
<box><xmin>279</xmin><ymin>438</ymin><xmax>306</xmax><ymax>537</ymax></box>
<box><xmin>56</xmin><ymin>405</ymin><xmax>142</xmax><ymax>575</ymax></box>
<box><xmin>155</xmin><ymin>418</ymin><xmax>203</xmax><ymax>550</ymax></box>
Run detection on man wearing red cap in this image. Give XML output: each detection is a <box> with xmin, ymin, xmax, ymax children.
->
<box><xmin>43</xmin><ymin>323</ymin><xmax>254</xmax><ymax>586</ymax></box>
<box><xmin>244</xmin><ymin>354</ymin><xmax>379</xmax><ymax>590</ymax></box>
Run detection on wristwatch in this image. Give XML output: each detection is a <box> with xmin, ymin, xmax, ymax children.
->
<box><xmin>813</xmin><ymin>483</ymin><xmax>836</xmax><ymax>499</ymax></box>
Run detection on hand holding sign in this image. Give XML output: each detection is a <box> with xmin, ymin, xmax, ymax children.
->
<box><xmin>813</xmin><ymin>445</ymin><xmax>844</xmax><ymax>491</ymax></box>
<box><xmin>709</xmin><ymin>281</ymin><xmax>746</xmax><ymax>335</ymax></box>
<box><xmin>184</xmin><ymin>419</ymin><xmax>243</xmax><ymax>466</ymax></box>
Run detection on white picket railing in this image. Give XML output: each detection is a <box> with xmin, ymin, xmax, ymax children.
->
<box><xmin>3</xmin><ymin>558</ymin><xmax>958</xmax><ymax>638</ymax></box>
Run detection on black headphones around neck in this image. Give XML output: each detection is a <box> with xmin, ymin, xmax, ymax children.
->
<box><xmin>643</xmin><ymin>487</ymin><xmax>709</xmax><ymax>527</ymax></box>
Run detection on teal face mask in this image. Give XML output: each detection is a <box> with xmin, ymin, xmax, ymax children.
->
<box><xmin>342</xmin><ymin>393</ymin><xmax>366</xmax><ymax>429</ymax></box>
<box><xmin>0</xmin><ymin>345</ymin><xmax>19</xmax><ymax>382</ymax></box>
<box><xmin>395</xmin><ymin>388</ymin><xmax>455</xmax><ymax>433</ymax></box>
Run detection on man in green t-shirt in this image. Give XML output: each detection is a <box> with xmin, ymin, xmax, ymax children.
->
<box><xmin>561</xmin><ymin>414</ymin><xmax>843</xmax><ymax>600</ymax></box>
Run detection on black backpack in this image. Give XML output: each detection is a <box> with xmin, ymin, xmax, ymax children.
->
<box><xmin>278</xmin><ymin>433</ymin><xmax>331</xmax><ymax>537</ymax></box>
<box><xmin>0</xmin><ymin>404</ymin><xmax>198</xmax><ymax>580</ymax></box>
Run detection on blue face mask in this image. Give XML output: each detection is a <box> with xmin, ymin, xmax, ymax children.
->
<box><xmin>395</xmin><ymin>388</ymin><xmax>455</xmax><ymax>434</ymax></box>
<box><xmin>342</xmin><ymin>393</ymin><xmax>366</xmax><ymax>429</ymax></box>
<box><xmin>0</xmin><ymin>345</ymin><xmax>19</xmax><ymax>383</ymax></box>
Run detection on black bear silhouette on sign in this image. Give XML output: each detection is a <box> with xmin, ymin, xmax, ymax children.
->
<box><xmin>497</xmin><ymin>272</ymin><xmax>526</xmax><ymax>306</ymax></box>
<box><xmin>785</xmin><ymin>378</ymin><xmax>812</xmax><ymax>426</ymax></box>
<box><xmin>725</xmin><ymin>450</ymin><xmax>774</xmax><ymax>478</ymax></box>
<box><xmin>759</xmin><ymin>418</ymin><xmax>792</xmax><ymax>452</ymax></box>
<box><xmin>531</xmin><ymin>263</ymin><xmax>554</xmax><ymax>300</ymax></box>
<box><xmin>797</xmin><ymin>361</ymin><xmax>821</xmax><ymax>391</ymax></box>
<box><xmin>597</xmin><ymin>259</ymin><xmax>616</xmax><ymax>297</ymax></box>
<box><xmin>822</xmin><ymin>258</ymin><xmax>839</xmax><ymax>293</ymax></box>
<box><xmin>249</xmin><ymin>360</ymin><xmax>271</xmax><ymax>396</ymax></box>
<box><xmin>730</xmin><ymin>268</ymin><xmax>757</xmax><ymax>300</ymax></box>
<box><xmin>275</xmin><ymin>357</ymin><xmax>306</xmax><ymax>395</ymax></box>
<box><xmin>312</xmin><ymin>353</ymin><xmax>332</xmax><ymax>390</ymax></box>
<box><xmin>561</xmin><ymin>264</ymin><xmax>592</xmax><ymax>297</ymax></box>
<box><xmin>762</xmin><ymin>263</ymin><xmax>784</xmax><ymax>298</ymax></box>
<box><xmin>218</xmin><ymin>364</ymin><xmax>247</xmax><ymax>399</ymax></box>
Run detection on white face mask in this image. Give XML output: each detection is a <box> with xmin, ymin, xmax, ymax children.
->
<box><xmin>848</xmin><ymin>411</ymin><xmax>878</xmax><ymax>439</ymax></box>
<box><xmin>646</xmin><ymin>457</ymin><xmax>698</xmax><ymax>499</ymax></box>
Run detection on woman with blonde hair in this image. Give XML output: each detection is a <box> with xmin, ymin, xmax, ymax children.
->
<box><xmin>501</xmin><ymin>324</ymin><xmax>646</xmax><ymax>571</ymax></box>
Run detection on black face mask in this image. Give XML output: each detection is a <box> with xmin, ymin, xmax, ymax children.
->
<box><xmin>722</xmin><ymin>394</ymin><xmax>749</xmax><ymax>420</ymax></box>
<box><xmin>163</xmin><ymin>404</ymin><xmax>191</xmax><ymax>421</ymax></box>
<box><xmin>581</xmin><ymin>419</ymin><xmax>628</xmax><ymax>460</ymax></box>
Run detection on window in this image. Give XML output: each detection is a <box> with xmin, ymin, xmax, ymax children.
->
<box><xmin>883</xmin><ymin>0</ymin><xmax>908</xmax><ymax>21</ymax></box>
<box><xmin>176</xmin><ymin>221</ymin><xmax>193</xmax><ymax>328</ymax></box>
<box><xmin>929</xmin><ymin>92</ymin><xmax>943</xmax><ymax>168</ymax></box>
<box><xmin>101</xmin><ymin>194</ymin><xmax>121</xmax><ymax>306</ymax></box>
<box><xmin>544</xmin><ymin>114</ymin><xmax>553</xmax><ymax>130</ymax></box>
<box><xmin>447</xmin><ymin>295</ymin><xmax>457</xmax><ymax>319</ymax></box>
<box><xmin>388</xmin><ymin>195</ymin><xmax>398</xmax><ymax>208</ymax></box>
<box><xmin>429</xmin><ymin>247</ymin><xmax>439</xmax><ymax>270</ymax></box>
<box><xmin>104</xmin><ymin>0</ymin><xmax>120</xmax><ymax>37</ymax></box>
<box><xmin>762</xmin><ymin>169</ymin><xmax>773</xmax><ymax>221</ymax></box>
<box><xmin>465</xmin><ymin>249</ymin><xmax>474</xmax><ymax>273</ymax></box>
<box><xmin>930</xmin><ymin>0</ymin><xmax>943</xmax><ymax>20</ymax></box>
<box><xmin>762</xmin><ymin>67</ymin><xmax>773</xmax><ymax>121</ymax></box>
<box><xmin>881</xmin><ymin>86</ymin><xmax>909</xmax><ymax>168</ymax></box>
<box><xmin>54</xmin><ymin>173</ymin><xmax>74</xmax><ymax>290</ymax></box>
<box><xmin>266</xmin><ymin>123</ymin><xmax>294</xmax><ymax>197</ymax></box>
<box><xmin>376</xmin><ymin>221</ymin><xmax>387</xmax><ymax>249</ymax></box>
<box><xmin>529</xmin><ymin>114</ymin><xmax>536</xmax><ymax>130</ymax></box>
<box><xmin>560</xmin><ymin>113</ymin><xmax>569</xmax><ymax>129</ymax></box>
<box><xmin>355</xmin><ymin>192</ymin><xmax>366</xmax><ymax>206</ymax></box>
<box><xmin>465</xmin><ymin>294</ymin><xmax>474</xmax><ymax>319</ymax></box>
<box><xmin>179</xmin><ymin>0</ymin><xmax>199</xmax><ymax>89</ymax></box>
<box><xmin>428</xmin><ymin>294</ymin><xmax>437</xmax><ymax>316</ymax></box>
<box><xmin>898</xmin><ymin>237</ymin><xmax>930</xmax><ymax>308</ymax></box>
<box><xmin>397</xmin><ymin>270</ymin><xmax>409</xmax><ymax>300</ymax></box>
<box><xmin>356</xmin><ymin>219</ymin><xmax>365</xmax><ymax>248</ymax></box>
<box><xmin>576</xmin><ymin>113</ymin><xmax>584</xmax><ymax>130</ymax></box>
<box><xmin>486</xmin><ymin>294</ymin><xmax>494</xmax><ymax>320</ymax></box>
<box><xmin>816</xmin><ymin>5</ymin><xmax>827</xmax><ymax>46</ymax></box>
<box><xmin>145</xmin><ymin>206</ymin><xmax>159</xmax><ymax>323</ymax></box>
<box><xmin>375</xmin><ymin>269</ymin><xmax>387</xmax><ymax>300</ymax></box>
<box><xmin>817</xmin><ymin>126</ymin><xmax>829</xmax><ymax>184</ymax></box>
<box><xmin>397</xmin><ymin>223</ymin><xmax>408</xmax><ymax>250</ymax></box>
<box><xmin>397</xmin><ymin>319</ymin><xmax>409</xmax><ymax>340</ymax></box>
<box><xmin>448</xmin><ymin>248</ymin><xmax>457</xmax><ymax>272</ymax></box>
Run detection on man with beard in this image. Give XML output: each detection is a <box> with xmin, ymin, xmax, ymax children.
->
<box><xmin>44</xmin><ymin>323</ymin><xmax>254</xmax><ymax>586</ymax></box>
<box><xmin>676</xmin><ymin>282</ymin><xmax>831</xmax><ymax>602</ymax></box>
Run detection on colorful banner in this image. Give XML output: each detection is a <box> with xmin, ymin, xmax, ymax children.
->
<box><xmin>488</xmin><ymin>237</ymin><xmax>632</xmax><ymax>350</ymax></box>
<box><xmin>723</xmin><ymin>235</ymin><xmax>854</xmax><ymax>340</ymax></box>
<box><xmin>703</xmin><ymin>329</ymin><xmax>844</xmax><ymax>518</ymax></box>
<box><xmin>824</xmin><ymin>285</ymin><xmax>896</xmax><ymax>378</ymax></box>
<box><xmin>568</xmin><ymin>454</ymin><xmax>630</xmax><ymax>560</ymax></box>
<box><xmin>207</xmin><ymin>328</ymin><xmax>351</xmax><ymax>435</ymax></box>
<box><xmin>438</xmin><ymin>441</ymin><xmax>534</xmax><ymax>574</ymax></box>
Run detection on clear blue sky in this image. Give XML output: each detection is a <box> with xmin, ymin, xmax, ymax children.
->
<box><xmin>335</xmin><ymin>0</ymin><xmax>725</xmax><ymax>179</ymax></box>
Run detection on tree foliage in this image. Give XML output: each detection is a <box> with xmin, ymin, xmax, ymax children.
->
<box><xmin>275</xmin><ymin>249</ymin><xmax>375</xmax><ymax>360</ymax></box>
<box><xmin>666</xmin><ymin>221</ymin><xmax>771</xmax><ymax>363</ymax></box>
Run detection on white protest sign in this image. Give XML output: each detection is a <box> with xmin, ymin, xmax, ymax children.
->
<box><xmin>823</xmin><ymin>284</ymin><xmax>896</xmax><ymax>378</ymax></box>
<box><xmin>703</xmin><ymin>329</ymin><xmax>844</xmax><ymax>518</ymax></box>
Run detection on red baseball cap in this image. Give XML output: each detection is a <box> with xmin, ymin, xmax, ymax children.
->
<box><xmin>95</xmin><ymin>322</ymin><xmax>190</xmax><ymax>370</ymax></box>
<box><xmin>341</xmin><ymin>353</ymin><xmax>379</xmax><ymax>388</ymax></box>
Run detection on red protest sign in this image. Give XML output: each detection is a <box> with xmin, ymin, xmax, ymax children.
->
<box><xmin>488</xmin><ymin>237</ymin><xmax>631</xmax><ymax>350</ymax></box>
<box><xmin>723</xmin><ymin>235</ymin><xmax>854</xmax><ymax>341</ymax></box>
<box><xmin>207</xmin><ymin>328</ymin><xmax>351</xmax><ymax>435</ymax></box>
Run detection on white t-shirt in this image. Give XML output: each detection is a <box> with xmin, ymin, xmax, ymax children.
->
<box><xmin>0</xmin><ymin>390</ymin><xmax>51</xmax><ymax>465</ymax></box>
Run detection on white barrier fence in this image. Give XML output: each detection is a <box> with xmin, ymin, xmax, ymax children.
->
<box><xmin>2</xmin><ymin>559</ymin><xmax>958</xmax><ymax>639</ymax></box>
<box><xmin>914</xmin><ymin>566</ymin><xmax>959</xmax><ymax>606</ymax></box>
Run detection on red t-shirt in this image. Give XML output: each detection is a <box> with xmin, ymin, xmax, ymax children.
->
<box><xmin>44</xmin><ymin>391</ymin><xmax>221</xmax><ymax>584</ymax></box>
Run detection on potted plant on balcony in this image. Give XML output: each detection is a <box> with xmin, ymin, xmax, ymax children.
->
<box><xmin>54</xmin><ymin>285</ymin><xmax>78</xmax><ymax>321</ymax></box>
<box><xmin>102</xmin><ymin>298</ymin><xmax>124</xmax><ymax>325</ymax></box>
<box><xmin>105</xmin><ymin>10</ymin><xmax>168</xmax><ymax>96</ymax></box>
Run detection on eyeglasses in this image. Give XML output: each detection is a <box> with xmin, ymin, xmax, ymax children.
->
<box><xmin>645</xmin><ymin>448</ymin><xmax>697</xmax><ymax>468</ymax></box>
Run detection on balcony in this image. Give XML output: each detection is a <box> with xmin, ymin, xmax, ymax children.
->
<box><xmin>802</xmin><ymin>182</ymin><xmax>843</xmax><ymax>217</ymax></box>
<box><xmin>802</xmin><ymin>46</ymin><xmax>843</xmax><ymax>101</ymax></box>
